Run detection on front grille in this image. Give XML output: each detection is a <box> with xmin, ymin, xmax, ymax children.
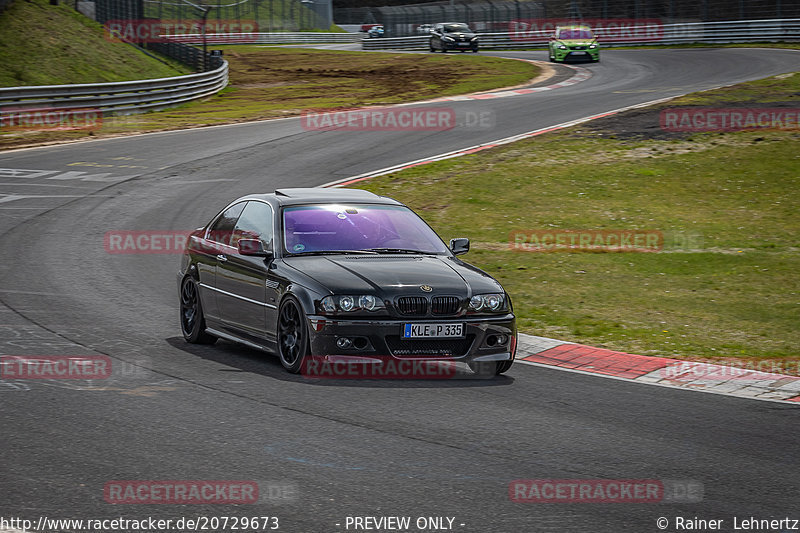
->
<box><xmin>432</xmin><ymin>296</ymin><xmax>460</xmax><ymax>315</ymax></box>
<box><xmin>571</xmin><ymin>45</ymin><xmax>586</xmax><ymax>50</ymax></box>
<box><xmin>385</xmin><ymin>335</ymin><xmax>475</xmax><ymax>357</ymax></box>
<box><xmin>396</xmin><ymin>297</ymin><xmax>428</xmax><ymax>316</ymax></box>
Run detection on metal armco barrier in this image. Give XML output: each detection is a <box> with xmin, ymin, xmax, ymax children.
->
<box><xmin>167</xmin><ymin>32</ymin><xmax>362</xmax><ymax>45</ymax></box>
<box><xmin>0</xmin><ymin>61</ymin><xmax>228</xmax><ymax>118</ymax></box>
<box><xmin>361</xmin><ymin>19</ymin><xmax>800</xmax><ymax>51</ymax></box>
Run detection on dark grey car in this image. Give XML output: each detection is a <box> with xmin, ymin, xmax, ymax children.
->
<box><xmin>178</xmin><ymin>188</ymin><xmax>516</xmax><ymax>377</ymax></box>
<box><xmin>430</xmin><ymin>22</ymin><xmax>479</xmax><ymax>53</ymax></box>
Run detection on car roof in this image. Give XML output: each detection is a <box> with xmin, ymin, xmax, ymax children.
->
<box><xmin>233</xmin><ymin>188</ymin><xmax>402</xmax><ymax>207</ymax></box>
<box><xmin>556</xmin><ymin>24</ymin><xmax>593</xmax><ymax>30</ymax></box>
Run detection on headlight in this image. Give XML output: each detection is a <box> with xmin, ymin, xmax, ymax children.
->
<box><xmin>359</xmin><ymin>295</ymin><xmax>378</xmax><ymax>311</ymax></box>
<box><xmin>558</xmin><ymin>44</ymin><xmax>567</xmax><ymax>49</ymax></box>
<box><xmin>468</xmin><ymin>293</ymin><xmax>506</xmax><ymax>313</ymax></box>
<box><xmin>319</xmin><ymin>295</ymin><xmax>384</xmax><ymax>314</ymax></box>
<box><xmin>321</xmin><ymin>296</ymin><xmax>336</xmax><ymax>313</ymax></box>
<box><xmin>471</xmin><ymin>36</ymin><xmax>478</xmax><ymax>41</ymax></box>
<box><xmin>339</xmin><ymin>295</ymin><xmax>355</xmax><ymax>312</ymax></box>
<box><xmin>589</xmin><ymin>43</ymin><xmax>597</xmax><ymax>49</ymax></box>
<box><xmin>443</xmin><ymin>36</ymin><xmax>454</xmax><ymax>41</ymax></box>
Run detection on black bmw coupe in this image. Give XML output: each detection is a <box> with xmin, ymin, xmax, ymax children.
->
<box><xmin>178</xmin><ymin>188</ymin><xmax>516</xmax><ymax>376</ymax></box>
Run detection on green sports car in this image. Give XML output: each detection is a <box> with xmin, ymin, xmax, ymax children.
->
<box><xmin>548</xmin><ymin>25</ymin><xmax>599</xmax><ymax>62</ymax></box>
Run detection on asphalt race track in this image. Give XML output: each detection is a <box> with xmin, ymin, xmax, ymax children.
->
<box><xmin>1</xmin><ymin>49</ymin><xmax>800</xmax><ymax>533</ymax></box>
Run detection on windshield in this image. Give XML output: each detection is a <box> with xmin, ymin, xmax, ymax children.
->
<box><xmin>282</xmin><ymin>204</ymin><xmax>450</xmax><ymax>255</ymax></box>
<box><xmin>444</xmin><ymin>24</ymin><xmax>471</xmax><ymax>33</ymax></box>
<box><xmin>558</xmin><ymin>28</ymin><xmax>594</xmax><ymax>39</ymax></box>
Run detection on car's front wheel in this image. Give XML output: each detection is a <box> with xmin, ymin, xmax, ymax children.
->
<box><xmin>180</xmin><ymin>275</ymin><xmax>217</xmax><ymax>344</ymax></box>
<box><xmin>277</xmin><ymin>296</ymin><xmax>309</xmax><ymax>374</ymax></box>
<box><xmin>468</xmin><ymin>360</ymin><xmax>511</xmax><ymax>377</ymax></box>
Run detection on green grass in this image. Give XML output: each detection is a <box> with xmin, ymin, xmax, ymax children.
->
<box><xmin>354</xmin><ymin>72</ymin><xmax>800</xmax><ymax>364</ymax></box>
<box><xmin>0</xmin><ymin>47</ymin><xmax>539</xmax><ymax>148</ymax></box>
<box><xmin>0</xmin><ymin>0</ymin><xmax>189</xmax><ymax>86</ymax></box>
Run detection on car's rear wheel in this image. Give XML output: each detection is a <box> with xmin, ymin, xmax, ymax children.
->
<box><xmin>471</xmin><ymin>48</ymin><xmax>478</xmax><ymax>53</ymax></box>
<box><xmin>278</xmin><ymin>297</ymin><xmax>309</xmax><ymax>374</ymax></box>
<box><xmin>180</xmin><ymin>275</ymin><xmax>217</xmax><ymax>344</ymax></box>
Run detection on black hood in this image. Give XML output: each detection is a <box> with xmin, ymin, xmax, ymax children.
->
<box><xmin>283</xmin><ymin>255</ymin><xmax>503</xmax><ymax>298</ymax></box>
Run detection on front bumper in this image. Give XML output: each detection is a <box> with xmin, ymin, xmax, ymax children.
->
<box><xmin>554</xmin><ymin>48</ymin><xmax>599</xmax><ymax>61</ymax></box>
<box><xmin>306</xmin><ymin>314</ymin><xmax>516</xmax><ymax>364</ymax></box>
<box><xmin>442</xmin><ymin>40</ymin><xmax>478</xmax><ymax>50</ymax></box>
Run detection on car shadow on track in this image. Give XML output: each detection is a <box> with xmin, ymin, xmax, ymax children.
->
<box><xmin>166</xmin><ymin>337</ymin><xmax>515</xmax><ymax>389</ymax></box>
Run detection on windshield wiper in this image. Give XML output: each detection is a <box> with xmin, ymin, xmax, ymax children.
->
<box><xmin>363</xmin><ymin>248</ymin><xmax>437</xmax><ymax>255</ymax></box>
<box><xmin>289</xmin><ymin>250</ymin><xmax>378</xmax><ymax>256</ymax></box>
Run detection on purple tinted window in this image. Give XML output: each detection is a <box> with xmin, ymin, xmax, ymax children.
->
<box><xmin>282</xmin><ymin>204</ymin><xmax>449</xmax><ymax>254</ymax></box>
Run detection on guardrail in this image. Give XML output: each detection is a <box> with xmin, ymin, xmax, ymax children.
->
<box><xmin>361</xmin><ymin>19</ymin><xmax>800</xmax><ymax>51</ymax></box>
<box><xmin>0</xmin><ymin>61</ymin><xmax>228</xmax><ymax>119</ymax></box>
<box><xmin>168</xmin><ymin>32</ymin><xmax>362</xmax><ymax>45</ymax></box>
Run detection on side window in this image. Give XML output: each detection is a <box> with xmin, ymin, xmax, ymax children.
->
<box><xmin>207</xmin><ymin>202</ymin><xmax>246</xmax><ymax>246</ymax></box>
<box><xmin>231</xmin><ymin>201</ymin><xmax>274</xmax><ymax>250</ymax></box>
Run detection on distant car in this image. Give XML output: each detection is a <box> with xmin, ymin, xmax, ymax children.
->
<box><xmin>178</xmin><ymin>188</ymin><xmax>516</xmax><ymax>376</ymax></box>
<box><xmin>367</xmin><ymin>25</ymin><xmax>385</xmax><ymax>38</ymax></box>
<box><xmin>549</xmin><ymin>25</ymin><xmax>599</xmax><ymax>62</ymax></box>
<box><xmin>360</xmin><ymin>23</ymin><xmax>381</xmax><ymax>32</ymax></box>
<box><xmin>417</xmin><ymin>24</ymin><xmax>433</xmax><ymax>34</ymax></box>
<box><xmin>430</xmin><ymin>22</ymin><xmax>478</xmax><ymax>53</ymax></box>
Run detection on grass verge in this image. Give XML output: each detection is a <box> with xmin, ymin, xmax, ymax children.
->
<box><xmin>0</xmin><ymin>0</ymin><xmax>188</xmax><ymax>86</ymax></box>
<box><xmin>0</xmin><ymin>47</ymin><xmax>539</xmax><ymax>149</ymax></box>
<box><xmin>355</xmin><ymin>71</ymin><xmax>800</xmax><ymax>365</ymax></box>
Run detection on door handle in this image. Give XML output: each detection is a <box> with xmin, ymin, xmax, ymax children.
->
<box><xmin>216</xmin><ymin>254</ymin><xmax>227</xmax><ymax>262</ymax></box>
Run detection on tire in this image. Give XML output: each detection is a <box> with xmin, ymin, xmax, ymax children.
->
<box><xmin>277</xmin><ymin>296</ymin><xmax>310</xmax><ymax>374</ymax></box>
<box><xmin>180</xmin><ymin>275</ymin><xmax>217</xmax><ymax>344</ymax></box>
<box><xmin>468</xmin><ymin>359</ymin><xmax>513</xmax><ymax>377</ymax></box>
<box><xmin>441</xmin><ymin>48</ymin><xmax>448</xmax><ymax>53</ymax></box>
<box><xmin>471</xmin><ymin>48</ymin><xmax>478</xmax><ymax>53</ymax></box>
<box><xmin>430</xmin><ymin>46</ymin><xmax>436</xmax><ymax>53</ymax></box>
<box><xmin>468</xmin><ymin>360</ymin><xmax>502</xmax><ymax>378</ymax></box>
<box><xmin>496</xmin><ymin>360</ymin><xmax>513</xmax><ymax>375</ymax></box>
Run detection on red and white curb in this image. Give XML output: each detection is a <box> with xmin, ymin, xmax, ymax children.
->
<box><xmin>439</xmin><ymin>66</ymin><xmax>592</xmax><ymax>101</ymax></box>
<box><xmin>406</xmin><ymin>64</ymin><xmax>593</xmax><ymax>104</ymax></box>
<box><xmin>517</xmin><ymin>333</ymin><xmax>800</xmax><ymax>404</ymax></box>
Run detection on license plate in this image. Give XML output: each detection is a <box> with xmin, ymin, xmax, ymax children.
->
<box><xmin>458</xmin><ymin>42</ymin><xmax>470</xmax><ymax>46</ymax></box>
<box><xmin>571</xmin><ymin>51</ymin><xmax>587</xmax><ymax>55</ymax></box>
<box><xmin>403</xmin><ymin>323</ymin><xmax>464</xmax><ymax>338</ymax></box>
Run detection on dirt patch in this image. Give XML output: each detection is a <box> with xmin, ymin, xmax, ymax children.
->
<box><xmin>584</xmin><ymin>100</ymin><xmax>800</xmax><ymax>140</ymax></box>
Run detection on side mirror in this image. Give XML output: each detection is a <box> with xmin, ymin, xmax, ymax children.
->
<box><xmin>449</xmin><ymin>237</ymin><xmax>470</xmax><ymax>256</ymax></box>
<box><xmin>238</xmin><ymin>238</ymin><xmax>272</xmax><ymax>258</ymax></box>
